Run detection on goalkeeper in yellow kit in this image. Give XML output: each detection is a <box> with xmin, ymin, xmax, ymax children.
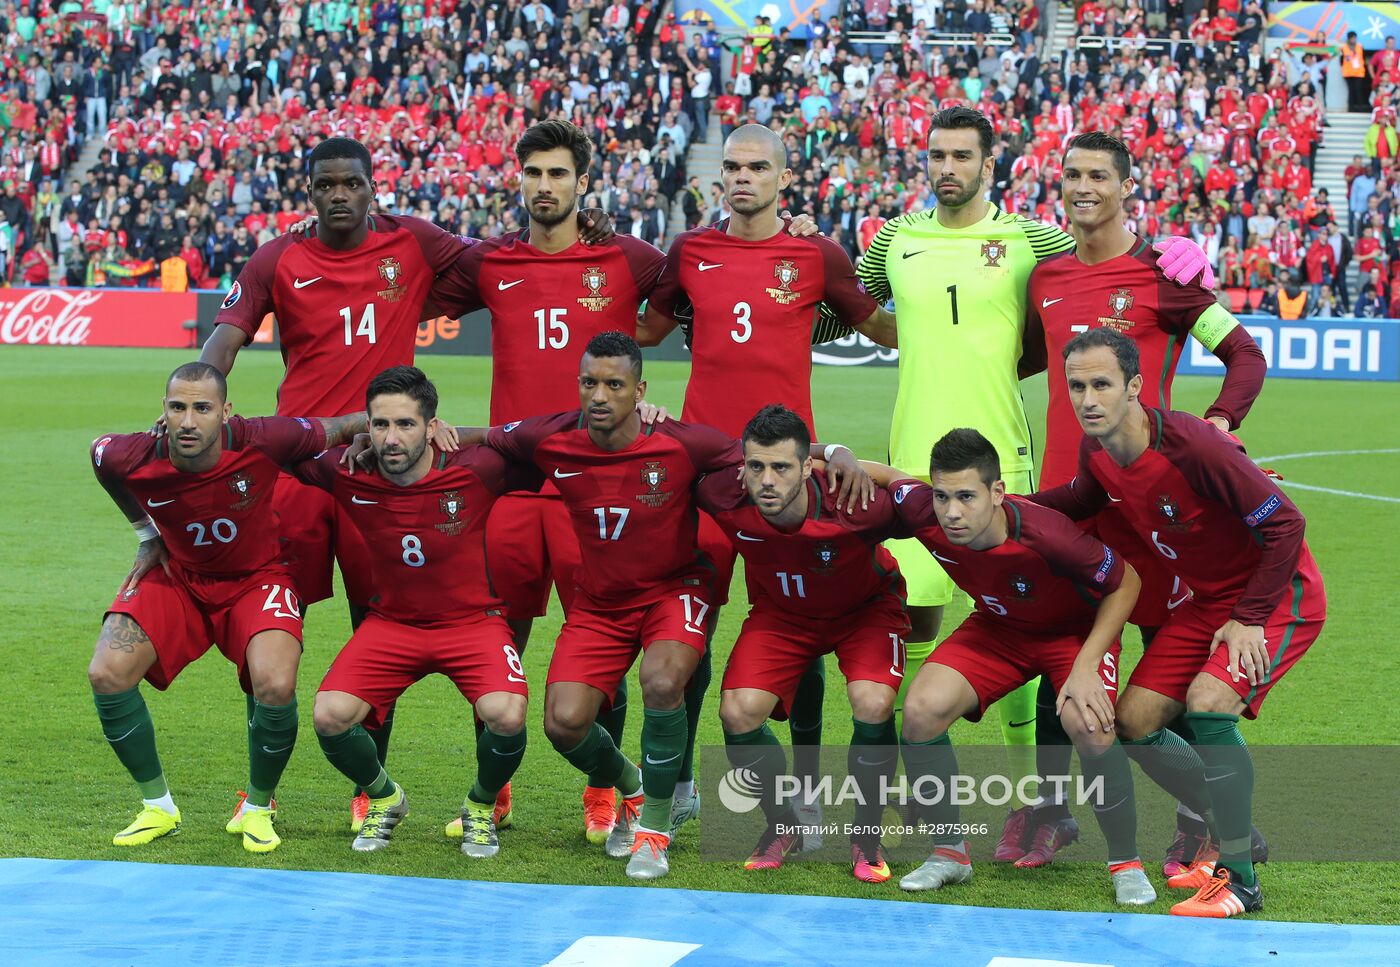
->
<box><xmin>857</xmin><ymin>106</ymin><xmax>1211</xmax><ymax>862</ymax></box>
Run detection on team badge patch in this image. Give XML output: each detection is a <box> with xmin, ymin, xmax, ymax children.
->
<box><xmin>1156</xmin><ymin>494</ymin><xmax>1189</xmax><ymax>531</ymax></box>
<box><xmin>578</xmin><ymin>266</ymin><xmax>614</xmax><ymax>311</ymax></box>
<box><xmin>981</xmin><ymin>240</ymin><xmax>1006</xmax><ymax>266</ymax></box>
<box><xmin>93</xmin><ymin>436</ymin><xmax>113</xmax><ymax>466</ymax></box>
<box><xmin>1009</xmin><ymin>573</ymin><xmax>1034</xmax><ymax>599</ymax></box>
<box><xmin>636</xmin><ymin>461</ymin><xmax>672</xmax><ymax>508</ymax></box>
<box><xmin>437</xmin><ymin>491</ymin><xmax>465</xmax><ymax>535</ymax></box>
<box><xmin>765</xmin><ymin>259</ymin><xmax>801</xmax><ymax>305</ymax></box>
<box><xmin>221</xmin><ymin>281</ymin><xmax>242</xmax><ymax>310</ymax></box>
<box><xmin>227</xmin><ymin>470</ymin><xmax>257</xmax><ymax>510</ymax></box>
<box><xmin>894</xmin><ymin>482</ymin><xmax>917</xmax><ymax>504</ymax></box>
<box><xmin>1099</xmin><ymin>287</ymin><xmax>1136</xmax><ymax>331</ymax></box>
<box><xmin>377</xmin><ymin>257</ymin><xmax>405</xmax><ymax>302</ymax></box>
<box><xmin>814</xmin><ymin>541</ymin><xmax>839</xmax><ymax>568</ymax></box>
<box><xmin>503</xmin><ymin>421</ymin><xmax>521</xmax><ymax>433</ymax></box>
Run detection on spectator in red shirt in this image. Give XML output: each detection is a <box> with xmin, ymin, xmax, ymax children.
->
<box><xmin>1303</xmin><ymin>232</ymin><xmax>1336</xmax><ymax>298</ymax></box>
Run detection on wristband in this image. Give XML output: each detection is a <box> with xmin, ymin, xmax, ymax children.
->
<box><xmin>823</xmin><ymin>443</ymin><xmax>847</xmax><ymax>462</ymax></box>
<box><xmin>134</xmin><ymin>518</ymin><xmax>160</xmax><ymax>543</ymax></box>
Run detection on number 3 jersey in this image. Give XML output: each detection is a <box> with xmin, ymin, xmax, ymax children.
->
<box><xmin>290</xmin><ymin>446</ymin><xmax>543</xmax><ymax>626</ymax></box>
<box><xmin>91</xmin><ymin>416</ymin><xmax>328</xmax><ymax>577</ymax></box>
<box><xmin>485</xmin><ymin>412</ymin><xmax>742</xmax><ymax>609</ymax></box>
<box><xmin>214</xmin><ymin>214</ymin><xmax>468</xmax><ymax>417</ymax></box>
<box><xmin>429</xmin><ymin>232</ymin><xmax>666</xmax><ymax>425</ymax></box>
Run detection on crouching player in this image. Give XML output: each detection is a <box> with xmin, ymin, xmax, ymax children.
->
<box><xmin>694</xmin><ymin>404</ymin><xmax>907</xmax><ymax>884</ymax></box>
<box><xmin>88</xmin><ymin>362</ymin><xmax>365</xmax><ymax>853</ymax></box>
<box><xmin>865</xmin><ymin>429</ymin><xmax>1157</xmax><ymax>905</ymax></box>
<box><xmin>291</xmin><ymin>366</ymin><xmax>543</xmax><ymax>856</ymax></box>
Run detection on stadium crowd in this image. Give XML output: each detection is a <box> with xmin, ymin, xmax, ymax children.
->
<box><xmin>8</xmin><ymin>0</ymin><xmax>1400</xmax><ymax>319</ymax></box>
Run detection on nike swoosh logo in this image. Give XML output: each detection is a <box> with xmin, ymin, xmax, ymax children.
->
<box><xmin>1167</xmin><ymin>592</ymin><xmax>1192</xmax><ymax>610</ymax></box>
<box><xmin>902</xmin><ymin>250</ymin><xmax>926</xmax><ymax>259</ymax></box>
<box><xmin>1007</xmin><ymin>718</ymin><xmax>1036</xmax><ymax>729</ymax></box>
<box><xmin>931</xmin><ymin>550</ymin><xmax>958</xmax><ymax>565</ymax></box>
<box><xmin>855</xmin><ymin>756</ymin><xmax>893</xmax><ymax>767</ymax></box>
<box><xmin>1042</xmin><ymin>297</ymin><xmax>1064</xmax><ymax>308</ymax></box>
<box><xmin>351</xmin><ymin>496</ymin><xmax>379</xmax><ymax>504</ymax></box>
<box><xmin>554</xmin><ymin>469</ymin><xmax>583</xmax><ymax>478</ymax></box>
<box><xmin>105</xmin><ymin>724</ymin><xmax>142</xmax><ymax>742</ymax></box>
<box><xmin>293</xmin><ymin>277</ymin><xmax>322</xmax><ymax>289</ymax></box>
<box><xmin>261</xmin><ymin>745</ymin><xmax>293</xmax><ymax>755</ymax></box>
<box><xmin>507</xmin><ymin>674</ymin><xmax>527</xmax><ymax>684</ymax></box>
<box><xmin>243</xmin><ymin>831</ymin><xmax>274</xmax><ymax>844</ymax></box>
<box><xmin>889</xmin><ymin>666</ymin><xmax>904</xmax><ymax>679</ymax></box>
<box><xmin>735</xmin><ymin>531</ymin><xmax>764</xmax><ymax>542</ymax></box>
<box><xmin>146</xmin><ymin>498</ymin><xmax>175</xmax><ymax>507</ymax></box>
<box><xmin>1106</xmin><ymin>493</ymin><xmax>1123</xmax><ymax>503</ymax></box>
<box><xmin>697</xmin><ymin>261</ymin><xmax>723</xmax><ymax>271</ymax></box>
<box><xmin>644</xmin><ymin>752</ymin><xmax>682</xmax><ymax>765</ymax></box>
<box><xmin>498</xmin><ymin>279</ymin><xmax>524</xmax><ymax>290</ymax></box>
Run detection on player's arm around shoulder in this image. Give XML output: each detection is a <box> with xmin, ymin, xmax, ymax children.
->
<box><xmin>638</xmin><ymin>230</ymin><xmax>699</xmax><ymax>347</ymax></box>
<box><xmin>854</xmin><ymin>215</ymin><xmax>905</xmax><ymax>304</ymax></box>
<box><xmin>1012</xmin><ymin>211</ymin><xmax>1076</xmax><ymax>262</ymax></box>
<box><xmin>205</xmin><ymin>234</ymin><xmax>295</xmax><ymax>373</ymax></box>
<box><xmin>90</xmin><ymin>433</ymin><xmax>170</xmax><ymax>593</ymax></box>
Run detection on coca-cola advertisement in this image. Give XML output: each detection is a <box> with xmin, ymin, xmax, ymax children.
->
<box><xmin>0</xmin><ymin>288</ymin><xmax>198</xmax><ymax>348</ymax></box>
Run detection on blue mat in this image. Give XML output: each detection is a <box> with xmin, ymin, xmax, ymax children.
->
<box><xmin>3</xmin><ymin>858</ymin><xmax>1393</xmax><ymax>966</ymax></box>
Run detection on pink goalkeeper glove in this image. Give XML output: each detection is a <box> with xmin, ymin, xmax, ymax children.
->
<box><xmin>1153</xmin><ymin>235</ymin><xmax>1216</xmax><ymax>289</ymax></box>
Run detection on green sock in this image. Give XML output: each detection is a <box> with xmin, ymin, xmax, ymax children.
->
<box><xmin>1079</xmin><ymin>740</ymin><xmax>1139</xmax><ymax>864</ymax></box>
<box><xmin>563</xmin><ymin>722</ymin><xmax>639</xmax><ymax>794</ymax></box>
<box><xmin>900</xmin><ymin>732</ymin><xmax>962</xmax><ymax>847</ymax></box>
<box><xmin>675</xmin><ymin>637</ymin><xmax>713</xmax><ymax>784</ymax></box>
<box><xmin>1032</xmin><ymin>678</ymin><xmax>1073</xmax><ymax>822</ymax></box>
<box><xmin>994</xmin><ymin>677</ymin><xmax>1039</xmax><ymax>808</ymax></box>
<box><xmin>725</xmin><ymin>722</ymin><xmax>793</xmax><ymax>824</ymax></box>
<box><xmin>896</xmin><ymin>636</ymin><xmax>937</xmax><ymax>710</ymax></box>
<box><xmin>1188</xmin><ymin>711</ymin><xmax>1256</xmax><ymax>886</ymax></box>
<box><xmin>318</xmin><ymin>725</ymin><xmax>394</xmax><ymax>799</ymax></box>
<box><xmin>639</xmin><ymin>705</ymin><xmax>688</xmax><ymax>831</ymax></box>
<box><xmin>469</xmin><ymin>727</ymin><xmax>527</xmax><ymax>805</ymax></box>
<box><xmin>790</xmin><ymin>655</ymin><xmax>825</xmax><ymax>784</ymax></box>
<box><xmin>247</xmin><ymin>697</ymin><xmax>298</xmax><ymax>807</ymax></box>
<box><xmin>354</xmin><ymin>702</ymin><xmax>396</xmax><ymax>796</ymax></box>
<box><xmin>1124</xmin><ymin>726</ymin><xmax>1214</xmax><ymax>822</ymax></box>
<box><xmin>849</xmin><ymin>716</ymin><xmax>897</xmax><ymax>831</ymax></box>
<box><xmin>597</xmin><ymin>677</ymin><xmax>629</xmax><ymax>752</ymax></box>
<box><xmin>94</xmin><ymin>687</ymin><xmax>168</xmax><ymax>800</ymax></box>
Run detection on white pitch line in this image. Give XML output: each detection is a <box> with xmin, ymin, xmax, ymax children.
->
<box><xmin>1249</xmin><ymin>448</ymin><xmax>1400</xmax><ymax>505</ymax></box>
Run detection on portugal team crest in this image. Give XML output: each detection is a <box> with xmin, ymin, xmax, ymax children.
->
<box><xmin>814</xmin><ymin>541</ymin><xmax>839</xmax><ymax>568</ymax></box>
<box><xmin>1156</xmin><ymin>493</ymin><xmax>1189</xmax><ymax>531</ymax></box>
<box><xmin>377</xmin><ymin>257</ymin><xmax>405</xmax><ymax>302</ymax></box>
<box><xmin>578</xmin><ymin>266</ymin><xmax>614</xmax><ymax>311</ymax></box>
<box><xmin>981</xmin><ymin>240</ymin><xmax>1006</xmax><ymax>266</ymax></box>
<box><xmin>437</xmin><ymin>490</ymin><xmax>465</xmax><ymax>535</ymax></box>
<box><xmin>1009</xmin><ymin>573</ymin><xmax>1034</xmax><ymax>599</ymax></box>
<box><xmin>227</xmin><ymin>470</ymin><xmax>256</xmax><ymax>510</ymax></box>
<box><xmin>1100</xmin><ymin>287</ymin><xmax>1137</xmax><ymax>331</ymax></box>
<box><xmin>636</xmin><ymin>461</ymin><xmax>672</xmax><ymax>507</ymax></box>
<box><xmin>765</xmin><ymin>259</ymin><xmax>801</xmax><ymax>305</ymax></box>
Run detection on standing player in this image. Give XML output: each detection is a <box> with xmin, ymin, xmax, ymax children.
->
<box><xmin>291</xmin><ymin>367</ymin><xmax>542</xmax><ymax>857</ymax></box>
<box><xmin>856</xmin><ymin>107</ymin><xmax>1211</xmax><ymax>855</ymax></box>
<box><xmin>428</xmin><ymin>120</ymin><xmax>666</xmax><ymax>842</ymax></box>
<box><xmin>1035</xmin><ymin>328</ymin><xmax>1325</xmax><ymax>918</ymax></box>
<box><xmin>696</xmin><ymin>405</ymin><xmax>908</xmax><ymax>883</ymax></box>
<box><xmin>87</xmin><ymin>363</ymin><xmax>364</xmax><ymax>852</ymax></box>
<box><xmin>858</xmin><ymin>429</ymin><xmax>1153</xmax><ymax>906</ymax></box>
<box><xmin>203</xmin><ymin>136</ymin><xmax>611</xmax><ymax>831</ymax></box>
<box><xmin>641</xmin><ymin>122</ymin><xmax>895</xmax><ymax>841</ymax></box>
<box><xmin>1019</xmin><ymin>131</ymin><xmax>1268</xmax><ymax>870</ymax></box>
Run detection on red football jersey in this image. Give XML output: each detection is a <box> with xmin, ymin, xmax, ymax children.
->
<box><xmin>485</xmin><ymin>412</ymin><xmax>742</xmax><ymax>608</ymax></box>
<box><xmin>291</xmin><ymin>445</ymin><xmax>542</xmax><ymax>626</ymax></box>
<box><xmin>891</xmin><ymin>485</ymin><xmax>1127</xmax><ymax>635</ymax></box>
<box><xmin>695</xmin><ymin>468</ymin><xmax>908</xmax><ymax>619</ymax></box>
<box><xmin>1037</xmin><ymin>409</ymin><xmax>1319</xmax><ymax>625</ymax></box>
<box><xmin>1027</xmin><ymin>237</ymin><xmax>1221</xmax><ymax>487</ymax></box>
<box><xmin>648</xmin><ymin>224</ymin><xmax>878</xmax><ymax>436</ymax></box>
<box><xmin>430</xmin><ymin>232</ymin><xmax>666</xmax><ymax>425</ymax></box>
<box><xmin>92</xmin><ymin>416</ymin><xmax>327</xmax><ymax>577</ymax></box>
<box><xmin>215</xmin><ymin>214</ymin><xmax>467</xmax><ymax>417</ymax></box>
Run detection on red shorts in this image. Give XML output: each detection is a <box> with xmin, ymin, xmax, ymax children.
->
<box><xmin>547</xmin><ymin>575</ymin><xmax>715</xmax><ymax>700</ymax></box>
<box><xmin>1090</xmin><ymin>508</ymin><xmax>1190</xmax><ymax>630</ymax></box>
<box><xmin>1127</xmin><ymin>570</ymin><xmax>1326</xmax><ymax>719</ymax></box>
<box><xmin>319</xmin><ymin>611</ymin><xmax>527</xmax><ymax>730</ymax></box>
<box><xmin>698</xmin><ymin>511</ymin><xmax>738</xmax><ymax>607</ymax></box>
<box><xmin>106</xmin><ymin>564</ymin><xmax>304</xmax><ymax>694</ymax></box>
<box><xmin>485</xmin><ymin>492</ymin><xmax>581</xmax><ymax>620</ymax></box>
<box><xmin>926</xmin><ymin>613</ymin><xmax>1122</xmax><ymax>721</ymax></box>
<box><xmin>274</xmin><ymin>472</ymin><xmax>374</xmax><ymax>606</ymax></box>
<box><xmin>722</xmin><ymin>594</ymin><xmax>911</xmax><ymax>719</ymax></box>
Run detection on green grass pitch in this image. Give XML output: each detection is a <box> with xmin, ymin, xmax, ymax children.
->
<box><xmin>1</xmin><ymin>346</ymin><xmax>1396</xmax><ymax>924</ymax></box>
